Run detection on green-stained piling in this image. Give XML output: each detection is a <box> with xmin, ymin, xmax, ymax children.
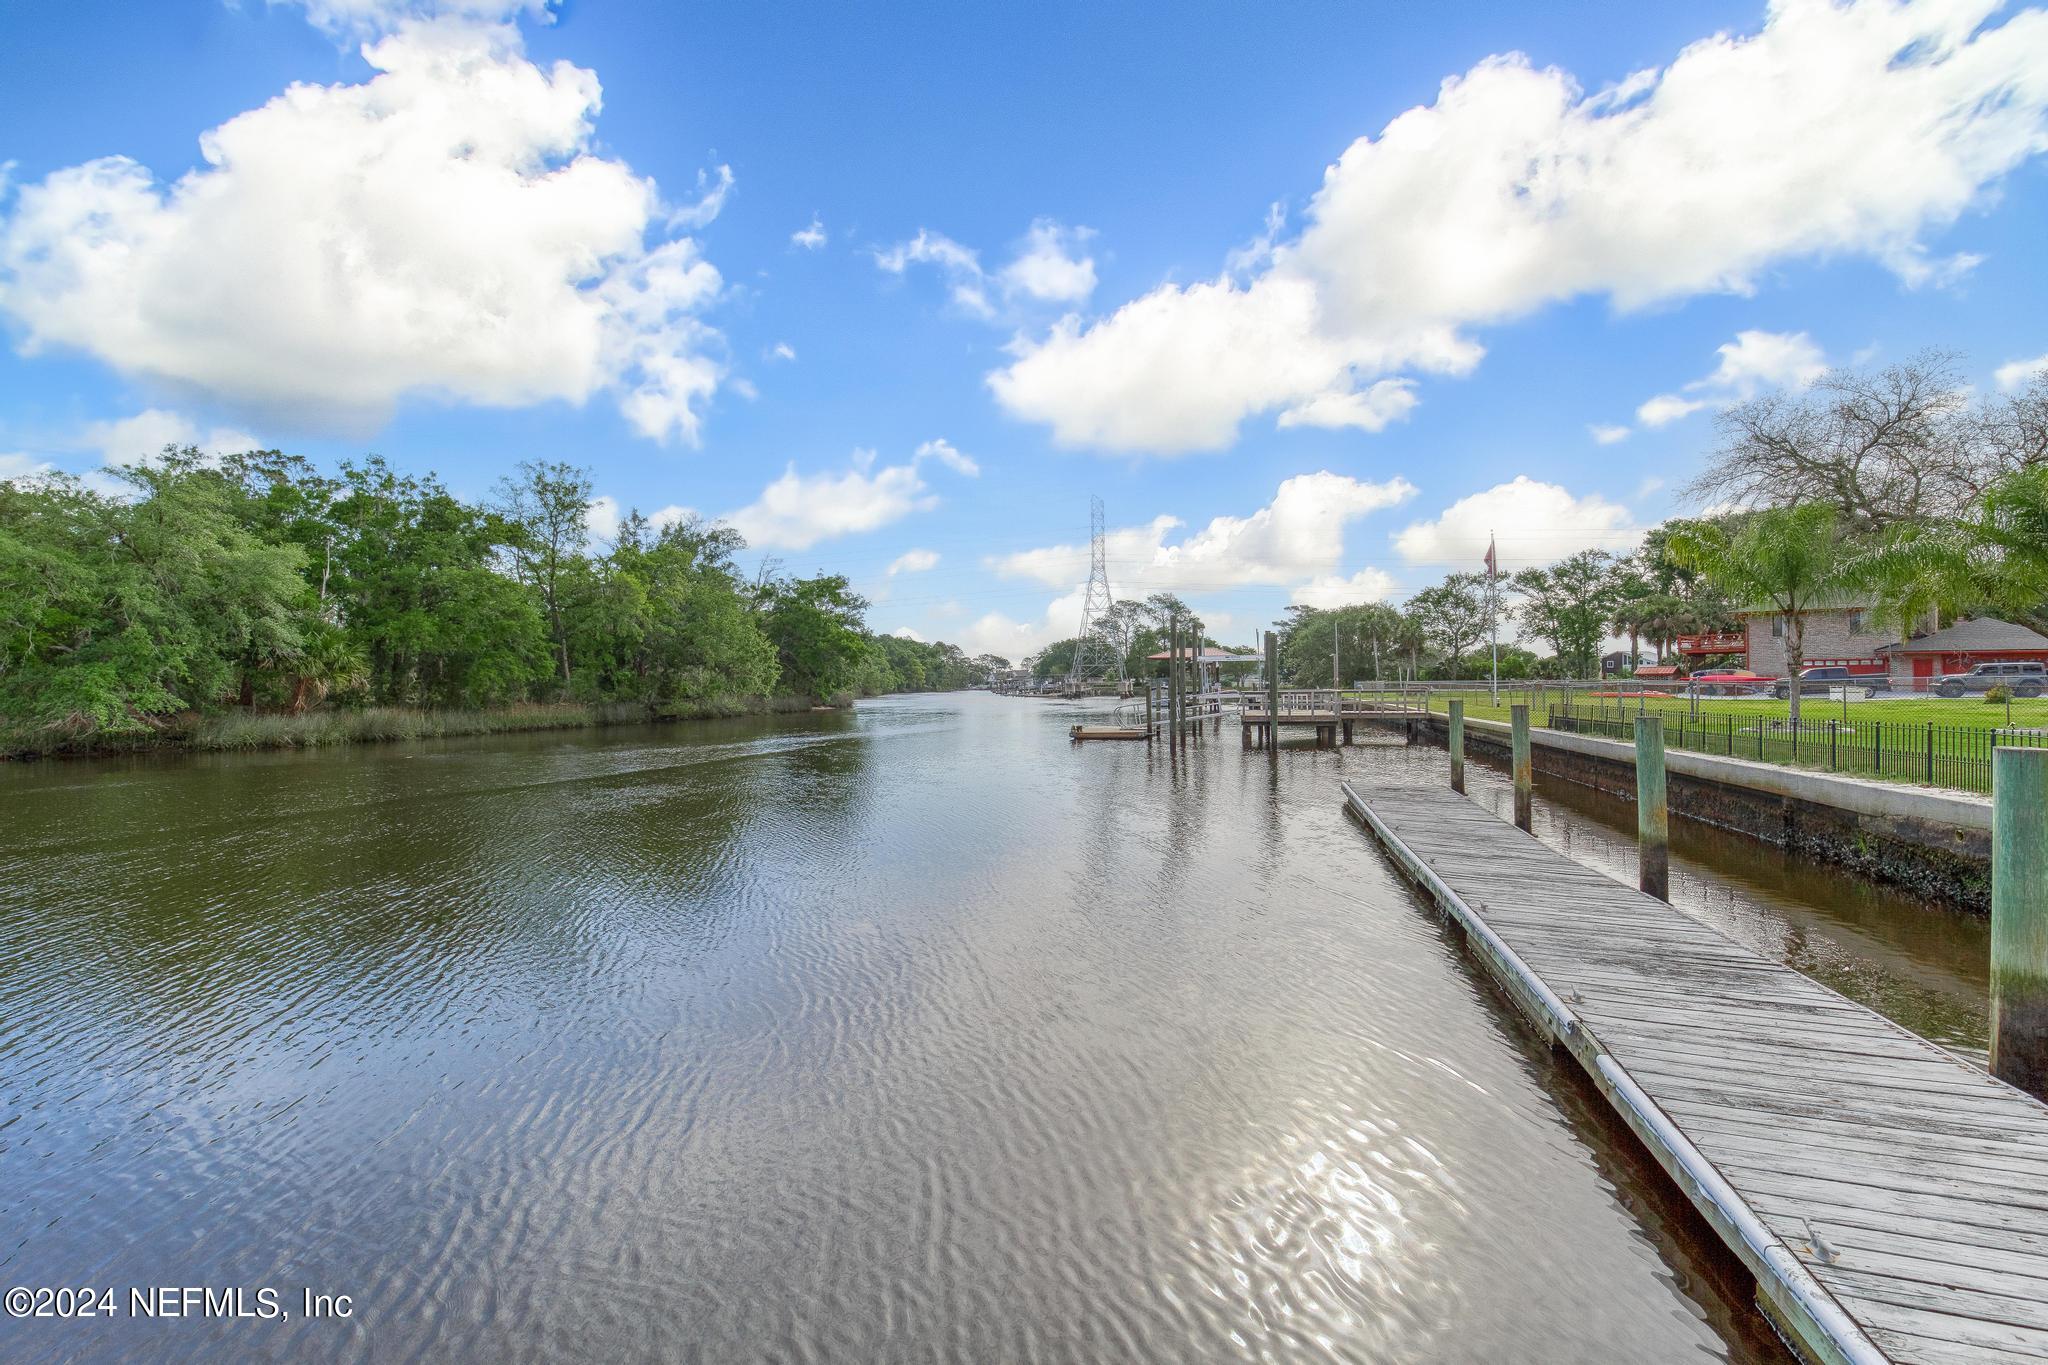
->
<box><xmin>1511</xmin><ymin>704</ymin><xmax>1532</xmax><ymax>832</ymax></box>
<box><xmin>1636</xmin><ymin>714</ymin><xmax>1669</xmax><ymax>901</ymax></box>
<box><xmin>1448</xmin><ymin>699</ymin><xmax>1466</xmax><ymax>794</ymax></box>
<box><xmin>1994</xmin><ymin>746</ymin><xmax>2048</xmax><ymax>1096</ymax></box>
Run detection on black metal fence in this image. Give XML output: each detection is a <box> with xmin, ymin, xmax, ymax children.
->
<box><xmin>1547</xmin><ymin>710</ymin><xmax>2048</xmax><ymax>794</ymax></box>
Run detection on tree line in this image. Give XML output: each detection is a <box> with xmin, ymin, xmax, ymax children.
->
<box><xmin>0</xmin><ymin>448</ymin><xmax>999</xmax><ymax>752</ymax></box>
<box><xmin>1271</xmin><ymin>522</ymin><xmax>1739</xmax><ymax>688</ymax></box>
<box><xmin>1270</xmin><ymin>352</ymin><xmax>2048</xmax><ymax>724</ymax></box>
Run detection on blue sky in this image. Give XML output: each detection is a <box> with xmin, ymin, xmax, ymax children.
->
<box><xmin>3</xmin><ymin>0</ymin><xmax>2046</xmax><ymax>662</ymax></box>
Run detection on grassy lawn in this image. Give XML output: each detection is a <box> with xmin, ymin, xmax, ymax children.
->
<box><xmin>1340</xmin><ymin>686</ymin><xmax>2048</xmax><ymax>793</ymax></box>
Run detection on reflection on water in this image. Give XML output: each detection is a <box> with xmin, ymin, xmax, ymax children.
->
<box><xmin>5</xmin><ymin>694</ymin><xmax>1983</xmax><ymax>1361</ymax></box>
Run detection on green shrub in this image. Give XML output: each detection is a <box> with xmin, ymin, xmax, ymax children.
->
<box><xmin>1986</xmin><ymin>685</ymin><xmax>2013</xmax><ymax>704</ymax></box>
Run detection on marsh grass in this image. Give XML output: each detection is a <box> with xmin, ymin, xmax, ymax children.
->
<box><xmin>3</xmin><ymin>694</ymin><xmax>837</xmax><ymax>759</ymax></box>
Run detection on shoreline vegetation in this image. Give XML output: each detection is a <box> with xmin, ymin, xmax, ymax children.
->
<box><xmin>2</xmin><ymin>449</ymin><xmax>1008</xmax><ymax>761</ymax></box>
<box><xmin>4</xmin><ymin>693</ymin><xmax>858</xmax><ymax>761</ymax></box>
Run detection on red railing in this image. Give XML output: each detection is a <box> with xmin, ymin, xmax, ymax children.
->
<box><xmin>1673</xmin><ymin>632</ymin><xmax>1746</xmax><ymax>655</ymax></box>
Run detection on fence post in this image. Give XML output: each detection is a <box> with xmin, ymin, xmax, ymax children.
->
<box><xmin>1927</xmin><ymin>722</ymin><xmax>1935</xmax><ymax>785</ymax></box>
<box><xmin>1636</xmin><ymin>714</ymin><xmax>1669</xmax><ymax>900</ymax></box>
<box><xmin>1449</xmin><ymin>699</ymin><xmax>1466</xmax><ymax>794</ymax></box>
<box><xmin>1873</xmin><ymin>719</ymin><xmax>1882</xmax><ymax>778</ymax></box>
<box><xmin>1993</xmin><ymin>746</ymin><xmax>2048</xmax><ymax>1096</ymax></box>
<box><xmin>1512</xmin><ymin>704</ymin><xmax>1533</xmax><ymax>832</ymax></box>
<box><xmin>1830</xmin><ymin>719</ymin><xmax>1838</xmax><ymax>770</ymax></box>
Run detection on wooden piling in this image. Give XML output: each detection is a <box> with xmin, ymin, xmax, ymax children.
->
<box><xmin>1636</xmin><ymin>714</ymin><xmax>1669</xmax><ymax>901</ymax></box>
<box><xmin>1993</xmin><ymin>746</ymin><xmax>2048</xmax><ymax>1096</ymax></box>
<box><xmin>1167</xmin><ymin>617</ymin><xmax>1180</xmax><ymax>752</ymax></box>
<box><xmin>1511</xmin><ymin>703</ymin><xmax>1532</xmax><ymax>832</ymax></box>
<box><xmin>1264</xmin><ymin>631</ymin><xmax>1280</xmax><ymax>750</ymax></box>
<box><xmin>1448</xmin><ymin>699</ymin><xmax>1466</xmax><ymax>794</ymax></box>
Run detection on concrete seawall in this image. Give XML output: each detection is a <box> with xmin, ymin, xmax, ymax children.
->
<box><xmin>1378</xmin><ymin>710</ymin><xmax>1992</xmax><ymax>910</ymax></box>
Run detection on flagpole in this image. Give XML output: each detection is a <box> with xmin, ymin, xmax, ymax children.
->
<box><xmin>1488</xmin><ymin>530</ymin><xmax>1499</xmax><ymax>708</ymax></box>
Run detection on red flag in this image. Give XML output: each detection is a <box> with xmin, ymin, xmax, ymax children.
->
<box><xmin>1483</xmin><ymin>536</ymin><xmax>1497</xmax><ymax>577</ymax></box>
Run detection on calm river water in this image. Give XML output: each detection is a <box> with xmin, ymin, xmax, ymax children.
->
<box><xmin>0</xmin><ymin>693</ymin><xmax>1990</xmax><ymax>1363</ymax></box>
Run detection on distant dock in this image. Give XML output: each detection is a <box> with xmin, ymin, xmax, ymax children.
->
<box><xmin>1344</xmin><ymin>780</ymin><xmax>2048</xmax><ymax>1365</ymax></box>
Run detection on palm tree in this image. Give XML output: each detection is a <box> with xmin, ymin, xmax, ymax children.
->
<box><xmin>1628</xmin><ymin>593</ymin><xmax>1688</xmax><ymax>664</ymax></box>
<box><xmin>1667</xmin><ymin>503</ymin><xmax>1860</xmax><ymax>727</ymax></box>
<box><xmin>1858</xmin><ymin>465</ymin><xmax>2048</xmax><ymax>636</ymax></box>
<box><xmin>1609</xmin><ymin>594</ymin><xmax>1654</xmax><ymax>672</ymax></box>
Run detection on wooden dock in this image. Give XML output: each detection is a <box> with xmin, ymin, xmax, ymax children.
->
<box><xmin>1343</xmin><ymin>780</ymin><xmax>2048</xmax><ymax>1365</ymax></box>
<box><xmin>1068</xmin><ymin>724</ymin><xmax>1150</xmax><ymax>741</ymax></box>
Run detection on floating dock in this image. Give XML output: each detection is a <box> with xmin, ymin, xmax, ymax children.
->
<box><xmin>1343</xmin><ymin>780</ymin><xmax>2048</xmax><ymax>1365</ymax></box>
<box><xmin>1068</xmin><ymin>724</ymin><xmax>1150</xmax><ymax>741</ymax></box>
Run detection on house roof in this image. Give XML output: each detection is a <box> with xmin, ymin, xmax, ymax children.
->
<box><xmin>1144</xmin><ymin>647</ymin><xmax>1257</xmax><ymax>662</ymax></box>
<box><xmin>1880</xmin><ymin>617</ymin><xmax>2048</xmax><ymax>655</ymax></box>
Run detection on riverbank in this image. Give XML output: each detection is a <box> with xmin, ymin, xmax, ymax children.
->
<box><xmin>0</xmin><ymin>693</ymin><xmax>847</xmax><ymax>761</ymax></box>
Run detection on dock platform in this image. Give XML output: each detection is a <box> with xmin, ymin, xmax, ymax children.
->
<box><xmin>1343</xmin><ymin>781</ymin><xmax>2048</xmax><ymax>1365</ymax></box>
<box><xmin>1068</xmin><ymin>724</ymin><xmax>1150</xmax><ymax>741</ymax></box>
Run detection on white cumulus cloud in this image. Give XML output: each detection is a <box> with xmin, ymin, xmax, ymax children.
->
<box><xmin>960</xmin><ymin>472</ymin><xmax>1412</xmax><ymax>660</ymax></box>
<box><xmin>1635</xmin><ymin>394</ymin><xmax>1711</xmax><ymax>429</ymax></box>
<box><xmin>913</xmin><ymin>437</ymin><xmax>980</xmax><ymax>477</ymax></box>
<box><xmin>0</xmin><ymin>452</ymin><xmax>56</xmax><ymax>483</ymax></box>
<box><xmin>996</xmin><ymin>220</ymin><xmax>1097</xmax><ymax>304</ymax></box>
<box><xmin>725</xmin><ymin>440</ymin><xmax>978</xmax><ymax>551</ymax></box>
<box><xmin>1291</xmin><ymin>568</ymin><xmax>1400</xmax><ymax>608</ymax></box>
<box><xmin>887</xmin><ymin>549</ymin><xmax>940</xmax><ymax>575</ymax></box>
<box><xmin>874</xmin><ymin>229</ymin><xmax>991</xmax><ymax>315</ymax></box>
<box><xmin>1394</xmin><ymin>476</ymin><xmax>1641</xmax><ymax>569</ymax></box>
<box><xmin>992</xmin><ymin>471</ymin><xmax>1415</xmax><ymax>597</ymax></box>
<box><xmin>1589</xmin><ymin>423</ymin><xmax>1632</xmax><ymax>445</ymax></box>
<box><xmin>878</xmin><ymin>218</ymin><xmax>1098</xmax><ymax>319</ymax></box>
<box><xmin>1995</xmin><ymin>352</ymin><xmax>2048</xmax><ymax>391</ymax></box>
<box><xmin>1637</xmin><ymin>329</ymin><xmax>1828</xmax><ymax>427</ymax></box>
<box><xmin>791</xmin><ymin>215</ymin><xmax>827</xmax><ymax>250</ymax></box>
<box><xmin>82</xmin><ymin>409</ymin><xmax>263</xmax><ymax>464</ymax></box>
<box><xmin>0</xmin><ymin>18</ymin><xmax>727</xmax><ymax>443</ymax></box>
<box><xmin>990</xmin><ymin>1</ymin><xmax>2048</xmax><ymax>454</ymax></box>
<box><xmin>586</xmin><ymin>494</ymin><xmax>692</xmax><ymax>547</ymax></box>
<box><xmin>278</xmin><ymin>0</ymin><xmax>556</xmax><ymax>39</ymax></box>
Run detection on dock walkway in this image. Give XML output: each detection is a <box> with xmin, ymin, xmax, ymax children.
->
<box><xmin>1343</xmin><ymin>781</ymin><xmax>2048</xmax><ymax>1365</ymax></box>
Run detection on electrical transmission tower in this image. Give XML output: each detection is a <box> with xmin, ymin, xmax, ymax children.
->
<box><xmin>1067</xmin><ymin>495</ymin><xmax>1124</xmax><ymax>692</ymax></box>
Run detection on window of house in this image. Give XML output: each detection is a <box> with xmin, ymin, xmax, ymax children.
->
<box><xmin>1848</xmin><ymin>611</ymin><xmax>1866</xmax><ymax>634</ymax></box>
<box><xmin>1770</xmin><ymin>616</ymin><xmax>1784</xmax><ymax>639</ymax></box>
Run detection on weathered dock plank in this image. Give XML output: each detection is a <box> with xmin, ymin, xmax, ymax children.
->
<box><xmin>1343</xmin><ymin>780</ymin><xmax>2048</xmax><ymax>1365</ymax></box>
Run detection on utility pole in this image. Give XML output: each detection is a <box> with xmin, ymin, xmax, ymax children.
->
<box><xmin>1067</xmin><ymin>496</ymin><xmax>1123</xmax><ymax>695</ymax></box>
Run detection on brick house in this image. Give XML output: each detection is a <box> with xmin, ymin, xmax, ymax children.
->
<box><xmin>1878</xmin><ymin>617</ymin><xmax>2048</xmax><ymax>688</ymax></box>
<box><xmin>1734</xmin><ymin>601</ymin><xmax>1900</xmax><ymax>678</ymax></box>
